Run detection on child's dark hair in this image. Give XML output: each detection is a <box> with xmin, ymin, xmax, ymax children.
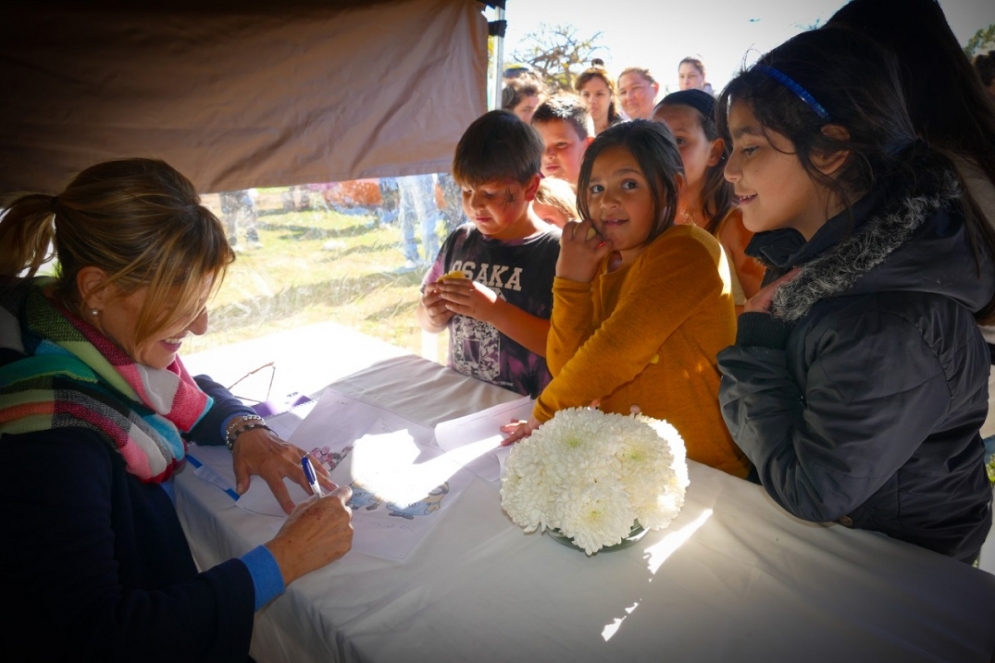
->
<box><xmin>576</xmin><ymin>120</ymin><xmax>684</xmax><ymax>244</ymax></box>
<box><xmin>531</xmin><ymin>93</ymin><xmax>594</xmax><ymax>141</ymax></box>
<box><xmin>717</xmin><ymin>27</ymin><xmax>917</xmax><ymax>218</ymax></box>
<box><xmin>827</xmin><ymin>0</ymin><xmax>995</xmax><ymax>216</ymax></box>
<box><xmin>574</xmin><ymin>66</ymin><xmax>620</xmax><ymax>126</ymax></box>
<box><xmin>654</xmin><ymin>89</ymin><xmax>733</xmax><ymax>234</ymax></box>
<box><xmin>452</xmin><ymin>110</ymin><xmax>544</xmax><ymax>187</ymax></box>
<box><xmin>975</xmin><ymin>51</ymin><xmax>995</xmax><ymax>88</ymax></box>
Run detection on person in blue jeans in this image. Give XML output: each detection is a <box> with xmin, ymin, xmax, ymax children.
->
<box><xmin>397</xmin><ymin>173</ymin><xmax>443</xmax><ymax>269</ymax></box>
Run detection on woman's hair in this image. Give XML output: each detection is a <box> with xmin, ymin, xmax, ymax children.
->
<box><xmin>618</xmin><ymin>66</ymin><xmax>657</xmax><ymax>87</ymax></box>
<box><xmin>678</xmin><ymin>57</ymin><xmax>706</xmax><ymax>78</ymax></box>
<box><xmin>574</xmin><ymin>66</ymin><xmax>620</xmax><ymax>126</ymax></box>
<box><xmin>717</xmin><ymin>27</ymin><xmax>918</xmax><ymax>219</ymax></box>
<box><xmin>533</xmin><ymin>177</ymin><xmax>578</xmax><ymax>223</ymax></box>
<box><xmin>827</xmin><ymin>0</ymin><xmax>995</xmax><ymax>188</ymax></box>
<box><xmin>0</xmin><ymin>158</ymin><xmax>234</xmax><ymax>345</ymax></box>
<box><xmin>501</xmin><ymin>74</ymin><xmax>543</xmax><ymax>112</ymax></box>
<box><xmin>974</xmin><ymin>51</ymin><xmax>995</xmax><ymax>89</ymax></box>
<box><xmin>655</xmin><ymin>89</ymin><xmax>734</xmax><ymax>234</ymax></box>
<box><xmin>452</xmin><ymin>110</ymin><xmax>544</xmax><ymax>187</ymax></box>
<box><xmin>576</xmin><ymin>119</ymin><xmax>684</xmax><ymax>244</ymax></box>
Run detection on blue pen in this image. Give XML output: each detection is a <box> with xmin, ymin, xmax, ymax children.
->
<box><xmin>301</xmin><ymin>455</ymin><xmax>324</xmax><ymax>498</ymax></box>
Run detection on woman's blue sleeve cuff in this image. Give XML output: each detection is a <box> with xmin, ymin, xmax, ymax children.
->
<box><xmin>241</xmin><ymin>545</ymin><xmax>286</xmax><ymax>610</ymax></box>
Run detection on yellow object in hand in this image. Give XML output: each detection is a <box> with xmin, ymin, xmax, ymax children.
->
<box><xmin>586</xmin><ymin>227</ymin><xmax>598</xmax><ymax>240</ymax></box>
<box><xmin>438</xmin><ymin>270</ymin><xmax>467</xmax><ymax>282</ymax></box>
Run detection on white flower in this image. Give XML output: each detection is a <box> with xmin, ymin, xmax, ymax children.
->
<box><xmin>500</xmin><ymin>408</ymin><xmax>689</xmax><ymax>555</ymax></box>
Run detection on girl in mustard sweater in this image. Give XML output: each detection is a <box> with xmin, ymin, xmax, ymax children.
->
<box><xmin>502</xmin><ymin>120</ymin><xmax>751</xmax><ymax>478</ymax></box>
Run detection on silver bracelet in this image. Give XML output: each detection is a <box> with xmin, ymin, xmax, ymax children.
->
<box><xmin>225</xmin><ymin>415</ymin><xmax>270</xmax><ymax>451</ymax></box>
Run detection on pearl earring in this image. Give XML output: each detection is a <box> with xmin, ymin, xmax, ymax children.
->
<box><xmin>90</xmin><ymin>309</ymin><xmax>99</xmax><ymax>316</ymax></box>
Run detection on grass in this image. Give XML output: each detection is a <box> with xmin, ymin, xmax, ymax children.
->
<box><xmin>183</xmin><ymin>187</ymin><xmax>449</xmax><ymax>360</ymax></box>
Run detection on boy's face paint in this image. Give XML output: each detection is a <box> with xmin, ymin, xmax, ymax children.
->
<box><xmin>461</xmin><ymin>176</ymin><xmax>541</xmax><ymax>241</ymax></box>
<box><xmin>724</xmin><ymin>101</ymin><xmax>830</xmax><ymax>240</ymax></box>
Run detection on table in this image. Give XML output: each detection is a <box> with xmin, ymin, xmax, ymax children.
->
<box><xmin>178</xmin><ymin>322</ymin><xmax>995</xmax><ymax>663</ymax></box>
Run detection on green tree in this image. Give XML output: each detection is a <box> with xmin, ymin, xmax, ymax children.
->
<box><xmin>510</xmin><ymin>23</ymin><xmax>608</xmax><ymax>92</ymax></box>
<box><xmin>964</xmin><ymin>23</ymin><xmax>995</xmax><ymax>58</ymax></box>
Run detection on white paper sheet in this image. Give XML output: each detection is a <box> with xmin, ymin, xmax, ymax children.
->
<box><xmin>326</xmin><ymin>424</ymin><xmax>473</xmax><ymax>560</ymax></box>
<box><xmin>233</xmin><ymin>388</ymin><xmax>472</xmax><ymax>560</ymax></box>
<box><xmin>434</xmin><ymin>396</ymin><xmax>534</xmax><ymax>482</ymax></box>
<box><xmin>234</xmin><ymin>388</ymin><xmax>435</xmax><ymax>517</ymax></box>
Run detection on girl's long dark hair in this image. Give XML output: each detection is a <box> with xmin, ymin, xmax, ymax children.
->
<box><xmin>574</xmin><ymin>67</ymin><xmax>620</xmax><ymax>127</ymax></box>
<box><xmin>717</xmin><ymin>25</ymin><xmax>995</xmax><ymax>322</ymax></box>
<box><xmin>656</xmin><ymin>94</ymin><xmax>734</xmax><ymax>235</ymax></box>
<box><xmin>828</xmin><ymin>0</ymin><xmax>995</xmax><ymax>191</ymax></box>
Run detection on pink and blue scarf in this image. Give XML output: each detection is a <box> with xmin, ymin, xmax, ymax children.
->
<box><xmin>0</xmin><ymin>277</ymin><xmax>212</xmax><ymax>482</ymax></box>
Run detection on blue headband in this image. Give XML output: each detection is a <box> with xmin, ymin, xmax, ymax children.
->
<box><xmin>752</xmin><ymin>64</ymin><xmax>830</xmax><ymax>121</ymax></box>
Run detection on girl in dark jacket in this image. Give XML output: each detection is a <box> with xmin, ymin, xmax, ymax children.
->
<box><xmin>716</xmin><ymin>27</ymin><xmax>995</xmax><ymax>564</ymax></box>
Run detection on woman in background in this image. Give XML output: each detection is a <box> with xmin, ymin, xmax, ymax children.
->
<box><xmin>574</xmin><ymin>65</ymin><xmax>622</xmax><ymax>135</ymax></box>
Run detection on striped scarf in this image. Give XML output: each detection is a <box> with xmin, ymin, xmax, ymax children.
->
<box><xmin>0</xmin><ymin>277</ymin><xmax>212</xmax><ymax>482</ymax></box>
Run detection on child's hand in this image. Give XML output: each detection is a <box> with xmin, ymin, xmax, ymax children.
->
<box><xmin>436</xmin><ymin>278</ymin><xmax>499</xmax><ymax>323</ymax></box>
<box><xmin>420</xmin><ymin>284</ymin><xmax>457</xmax><ymax>329</ymax></box>
<box><xmin>744</xmin><ymin>267</ymin><xmax>802</xmax><ymax>314</ymax></box>
<box><xmin>556</xmin><ymin>218</ymin><xmax>613</xmax><ymax>283</ymax></box>
<box><xmin>500</xmin><ymin>415</ymin><xmax>541</xmax><ymax>446</ymax></box>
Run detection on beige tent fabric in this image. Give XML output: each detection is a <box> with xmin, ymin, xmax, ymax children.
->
<box><xmin>0</xmin><ymin>0</ymin><xmax>487</xmax><ymax>195</ymax></box>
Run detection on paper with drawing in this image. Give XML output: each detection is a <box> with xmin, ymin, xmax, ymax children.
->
<box><xmin>234</xmin><ymin>388</ymin><xmax>472</xmax><ymax>560</ymax></box>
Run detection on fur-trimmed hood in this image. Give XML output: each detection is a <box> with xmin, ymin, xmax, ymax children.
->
<box><xmin>747</xmin><ymin>168</ymin><xmax>994</xmax><ymax>323</ymax></box>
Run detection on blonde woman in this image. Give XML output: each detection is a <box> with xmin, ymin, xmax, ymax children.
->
<box><xmin>0</xmin><ymin>158</ymin><xmax>353</xmax><ymax>661</ymax></box>
<box><xmin>617</xmin><ymin>66</ymin><xmax>660</xmax><ymax>120</ymax></box>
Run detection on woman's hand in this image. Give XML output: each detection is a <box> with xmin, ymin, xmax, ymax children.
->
<box><xmin>435</xmin><ymin>278</ymin><xmax>499</xmax><ymax>323</ymax></box>
<box><xmin>265</xmin><ymin>487</ymin><xmax>354</xmax><ymax>585</ymax></box>
<box><xmin>743</xmin><ymin>267</ymin><xmax>802</xmax><ymax>314</ymax></box>
<box><xmin>499</xmin><ymin>415</ymin><xmax>541</xmax><ymax>446</ymax></box>
<box><xmin>556</xmin><ymin>218</ymin><xmax>613</xmax><ymax>283</ymax></box>
<box><xmin>231</xmin><ymin>425</ymin><xmax>336</xmax><ymax>515</ymax></box>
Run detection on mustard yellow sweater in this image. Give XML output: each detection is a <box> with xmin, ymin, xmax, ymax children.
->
<box><xmin>534</xmin><ymin>224</ymin><xmax>751</xmax><ymax>478</ymax></box>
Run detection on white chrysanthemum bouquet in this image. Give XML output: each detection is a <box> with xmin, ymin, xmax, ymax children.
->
<box><xmin>500</xmin><ymin>407</ymin><xmax>690</xmax><ymax>555</ymax></box>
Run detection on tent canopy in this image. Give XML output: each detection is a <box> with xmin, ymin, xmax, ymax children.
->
<box><xmin>0</xmin><ymin>0</ymin><xmax>488</xmax><ymax>195</ymax></box>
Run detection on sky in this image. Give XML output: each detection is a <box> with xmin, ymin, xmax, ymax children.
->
<box><xmin>493</xmin><ymin>0</ymin><xmax>995</xmax><ymax>95</ymax></box>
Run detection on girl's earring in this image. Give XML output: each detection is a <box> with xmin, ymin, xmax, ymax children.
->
<box><xmin>90</xmin><ymin>309</ymin><xmax>99</xmax><ymax>316</ymax></box>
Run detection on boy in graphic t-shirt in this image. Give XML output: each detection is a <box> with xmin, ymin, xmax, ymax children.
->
<box><xmin>416</xmin><ymin>110</ymin><xmax>560</xmax><ymax>398</ymax></box>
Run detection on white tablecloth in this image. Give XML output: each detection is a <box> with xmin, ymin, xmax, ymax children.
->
<box><xmin>178</xmin><ymin>322</ymin><xmax>995</xmax><ymax>663</ymax></box>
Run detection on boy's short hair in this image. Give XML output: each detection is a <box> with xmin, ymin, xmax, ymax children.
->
<box><xmin>452</xmin><ymin>110</ymin><xmax>544</xmax><ymax>186</ymax></box>
<box><xmin>531</xmin><ymin>93</ymin><xmax>595</xmax><ymax>141</ymax></box>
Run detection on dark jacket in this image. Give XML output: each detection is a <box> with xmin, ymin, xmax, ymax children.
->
<box><xmin>718</xmin><ymin>167</ymin><xmax>995</xmax><ymax>563</ymax></box>
<box><xmin>0</xmin><ymin>376</ymin><xmax>258</xmax><ymax>662</ymax></box>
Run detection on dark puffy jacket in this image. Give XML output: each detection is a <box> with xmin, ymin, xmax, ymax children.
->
<box><xmin>718</xmin><ymin>168</ymin><xmax>994</xmax><ymax>563</ymax></box>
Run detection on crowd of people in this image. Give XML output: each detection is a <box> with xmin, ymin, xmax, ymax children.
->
<box><xmin>433</xmin><ymin>0</ymin><xmax>995</xmax><ymax>567</ymax></box>
<box><xmin>1</xmin><ymin>0</ymin><xmax>995</xmax><ymax>659</ymax></box>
